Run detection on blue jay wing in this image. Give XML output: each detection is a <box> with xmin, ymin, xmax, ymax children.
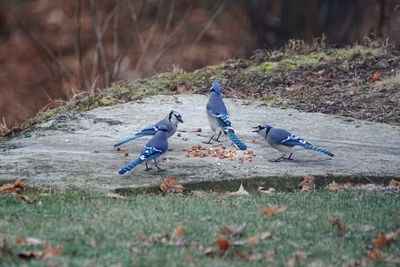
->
<box><xmin>114</xmin><ymin>125</ymin><xmax>158</xmax><ymax>147</ymax></box>
<box><xmin>215</xmin><ymin>114</ymin><xmax>232</xmax><ymax>128</ymax></box>
<box><xmin>139</xmin><ymin>125</ymin><xmax>159</xmax><ymax>135</ymax></box>
<box><xmin>139</xmin><ymin>146</ymin><xmax>165</xmax><ymax>160</ymax></box>
<box><xmin>280</xmin><ymin>134</ymin><xmax>309</xmax><ymax>146</ymax></box>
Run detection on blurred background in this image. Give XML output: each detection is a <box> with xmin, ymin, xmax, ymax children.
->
<box><xmin>1</xmin><ymin>0</ymin><xmax>400</xmax><ymax>127</ymax></box>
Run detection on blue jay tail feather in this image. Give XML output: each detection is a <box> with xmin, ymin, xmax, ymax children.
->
<box><xmin>302</xmin><ymin>143</ymin><xmax>334</xmax><ymax>157</ymax></box>
<box><xmin>118</xmin><ymin>158</ymin><xmax>144</xmax><ymax>175</ymax></box>
<box><xmin>226</xmin><ymin>130</ymin><xmax>247</xmax><ymax>150</ymax></box>
<box><xmin>114</xmin><ymin>133</ymin><xmax>148</xmax><ymax>147</ymax></box>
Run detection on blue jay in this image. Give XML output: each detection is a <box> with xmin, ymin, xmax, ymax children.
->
<box><xmin>253</xmin><ymin>123</ymin><xmax>334</xmax><ymax>161</ymax></box>
<box><xmin>118</xmin><ymin>125</ymin><xmax>169</xmax><ymax>175</ymax></box>
<box><xmin>205</xmin><ymin>82</ymin><xmax>247</xmax><ymax>150</ymax></box>
<box><xmin>114</xmin><ymin>110</ymin><xmax>183</xmax><ymax>147</ymax></box>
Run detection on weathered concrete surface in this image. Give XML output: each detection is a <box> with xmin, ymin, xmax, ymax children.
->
<box><xmin>1</xmin><ymin>94</ymin><xmax>400</xmax><ymax>190</ymax></box>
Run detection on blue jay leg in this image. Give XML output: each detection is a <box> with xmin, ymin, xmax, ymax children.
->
<box><xmin>203</xmin><ymin>133</ymin><xmax>216</xmax><ymax>144</ymax></box>
<box><xmin>270</xmin><ymin>153</ymin><xmax>294</xmax><ymax>162</ymax></box>
<box><xmin>145</xmin><ymin>163</ymin><xmax>152</xmax><ymax>171</ymax></box>
<box><xmin>214</xmin><ymin>131</ymin><xmax>223</xmax><ymax>142</ymax></box>
<box><xmin>153</xmin><ymin>159</ymin><xmax>165</xmax><ymax>172</ymax></box>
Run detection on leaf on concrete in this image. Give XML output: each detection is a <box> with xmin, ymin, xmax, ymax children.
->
<box><xmin>0</xmin><ymin>179</ymin><xmax>24</xmax><ymax>193</ymax></box>
<box><xmin>106</xmin><ymin>192</ymin><xmax>125</xmax><ymax>199</ymax></box>
<box><xmin>298</xmin><ymin>175</ymin><xmax>315</xmax><ymax>192</ymax></box>
<box><xmin>227</xmin><ymin>183</ymin><xmax>249</xmax><ymax>196</ymax></box>
<box><xmin>160</xmin><ymin>176</ymin><xmax>184</xmax><ymax>194</ymax></box>
<box><xmin>262</xmin><ymin>206</ymin><xmax>287</xmax><ymax>218</ymax></box>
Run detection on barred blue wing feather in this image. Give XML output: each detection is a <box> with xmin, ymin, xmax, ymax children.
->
<box><xmin>281</xmin><ymin>134</ymin><xmax>334</xmax><ymax>157</ymax></box>
<box><xmin>118</xmin><ymin>146</ymin><xmax>164</xmax><ymax>175</ymax></box>
<box><xmin>113</xmin><ymin>125</ymin><xmax>158</xmax><ymax>147</ymax></box>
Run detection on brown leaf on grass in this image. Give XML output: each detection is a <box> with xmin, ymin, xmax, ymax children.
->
<box><xmin>215</xmin><ymin>232</ymin><xmax>230</xmax><ymax>256</ymax></box>
<box><xmin>298</xmin><ymin>175</ymin><xmax>315</xmax><ymax>192</ymax></box>
<box><xmin>389</xmin><ymin>179</ymin><xmax>400</xmax><ymax>188</ymax></box>
<box><xmin>0</xmin><ymin>179</ymin><xmax>24</xmax><ymax>193</ymax></box>
<box><xmin>234</xmin><ymin>231</ymin><xmax>272</xmax><ymax>246</ymax></box>
<box><xmin>331</xmin><ymin>218</ymin><xmax>347</xmax><ymax>235</ymax></box>
<box><xmin>15</xmin><ymin>236</ymin><xmax>44</xmax><ymax>245</ymax></box>
<box><xmin>372</xmin><ymin>229</ymin><xmax>400</xmax><ymax>249</ymax></box>
<box><xmin>172</xmin><ymin>225</ymin><xmax>184</xmax><ymax>240</ymax></box>
<box><xmin>327</xmin><ymin>181</ymin><xmax>340</xmax><ymax>192</ymax></box>
<box><xmin>106</xmin><ymin>192</ymin><xmax>125</xmax><ymax>199</ymax></box>
<box><xmin>258</xmin><ymin>187</ymin><xmax>276</xmax><ymax>194</ymax></box>
<box><xmin>368</xmin><ymin>70</ymin><xmax>383</xmax><ymax>83</ymax></box>
<box><xmin>160</xmin><ymin>176</ymin><xmax>184</xmax><ymax>194</ymax></box>
<box><xmin>367</xmin><ymin>248</ymin><xmax>381</xmax><ymax>261</ymax></box>
<box><xmin>43</xmin><ymin>244</ymin><xmax>63</xmax><ymax>258</ymax></box>
<box><xmin>262</xmin><ymin>206</ymin><xmax>287</xmax><ymax>218</ymax></box>
<box><xmin>227</xmin><ymin>183</ymin><xmax>249</xmax><ymax>196</ymax></box>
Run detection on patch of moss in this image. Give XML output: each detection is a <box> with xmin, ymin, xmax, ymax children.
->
<box><xmin>257</xmin><ymin>62</ymin><xmax>279</xmax><ymax>73</ymax></box>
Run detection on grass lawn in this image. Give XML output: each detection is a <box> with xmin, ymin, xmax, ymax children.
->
<box><xmin>0</xmin><ymin>189</ymin><xmax>399</xmax><ymax>267</ymax></box>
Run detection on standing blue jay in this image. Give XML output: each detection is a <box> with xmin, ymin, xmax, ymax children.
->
<box><xmin>118</xmin><ymin>125</ymin><xmax>169</xmax><ymax>175</ymax></box>
<box><xmin>253</xmin><ymin>123</ymin><xmax>334</xmax><ymax>161</ymax></box>
<box><xmin>114</xmin><ymin>110</ymin><xmax>183</xmax><ymax>147</ymax></box>
<box><xmin>205</xmin><ymin>81</ymin><xmax>247</xmax><ymax>150</ymax></box>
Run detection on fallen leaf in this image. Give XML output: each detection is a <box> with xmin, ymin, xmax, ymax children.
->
<box><xmin>160</xmin><ymin>176</ymin><xmax>184</xmax><ymax>194</ymax></box>
<box><xmin>258</xmin><ymin>187</ymin><xmax>276</xmax><ymax>194</ymax></box>
<box><xmin>216</xmin><ymin>232</ymin><xmax>230</xmax><ymax>256</ymax></box>
<box><xmin>368</xmin><ymin>69</ymin><xmax>383</xmax><ymax>83</ymax></box>
<box><xmin>262</xmin><ymin>206</ymin><xmax>287</xmax><ymax>218</ymax></box>
<box><xmin>0</xmin><ymin>179</ymin><xmax>24</xmax><ymax>193</ymax></box>
<box><xmin>240</xmin><ymin>231</ymin><xmax>271</xmax><ymax>245</ymax></box>
<box><xmin>43</xmin><ymin>244</ymin><xmax>62</xmax><ymax>258</ymax></box>
<box><xmin>367</xmin><ymin>248</ymin><xmax>381</xmax><ymax>261</ymax></box>
<box><xmin>287</xmin><ymin>251</ymin><xmax>309</xmax><ymax>267</ymax></box>
<box><xmin>106</xmin><ymin>192</ymin><xmax>125</xmax><ymax>199</ymax></box>
<box><xmin>172</xmin><ymin>225</ymin><xmax>184</xmax><ymax>240</ymax></box>
<box><xmin>331</xmin><ymin>218</ymin><xmax>347</xmax><ymax>235</ymax></box>
<box><xmin>227</xmin><ymin>183</ymin><xmax>249</xmax><ymax>196</ymax></box>
<box><xmin>372</xmin><ymin>230</ymin><xmax>399</xmax><ymax>249</ymax></box>
<box><xmin>389</xmin><ymin>179</ymin><xmax>400</xmax><ymax>188</ymax></box>
<box><xmin>298</xmin><ymin>175</ymin><xmax>315</xmax><ymax>192</ymax></box>
<box><xmin>15</xmin><ymin>236</ymin><xmax>44</xmax><ymax>245</ymax></box>
<box><xmin>327</xmin><ymin>181</ymin><xmax>339</xmax><ymax>192</ymax></box>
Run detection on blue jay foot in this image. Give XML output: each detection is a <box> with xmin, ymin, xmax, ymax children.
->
<box><xmin>153</xmin><ymin>160</ymin><xmax>165</xmax><ymax>172</ymax></box>
<box><xmin>270</xmin><ymin>153</ymin><xmax>294</xmax><ymax>162</ymax></box>
<box><xmin>145</xmin><ymin>163</ymin><xmax>152</xmax><ymax>171</ymax></box>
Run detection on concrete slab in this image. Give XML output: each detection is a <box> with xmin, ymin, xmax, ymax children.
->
<box><xmin>1</xmin><ymin>94</ymin><xmax>399</xmax><ymax>190</ymax></box>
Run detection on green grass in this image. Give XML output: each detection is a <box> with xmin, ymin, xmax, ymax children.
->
<box><xmin>0</xmin><ymin>190</ymin><xmax>399</xmax><ymax>266</ymax></box>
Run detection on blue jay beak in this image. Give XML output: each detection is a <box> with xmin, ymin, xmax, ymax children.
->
<box><xmin>178</xmin><ymin>117</ymin><xmax>184</xmax><ymax>123</ymax></box>
<box><xmin>252</xmin><ymin>126</ymin><xmax>260</xmax><ymax>132</ymax></box>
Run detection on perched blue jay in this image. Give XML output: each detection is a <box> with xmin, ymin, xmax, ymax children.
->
<box><xmin>205</xmin><ymin>82</ymin><xmax>247</xmax><ymax>150</ymax></box>
<box><xmin>118</xmin><ymin>125</ymin><xmax>169</xmax><ymax>175</ymax></box>
<box><xmin>253</xmin><ymin>123</ymin><xmax>334</xmax><ymax>161</ymax></box>
<box><xmin>114</xmin><ymin>110</ymin><xmax>183</xmax><ymax>147</ymax></box>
